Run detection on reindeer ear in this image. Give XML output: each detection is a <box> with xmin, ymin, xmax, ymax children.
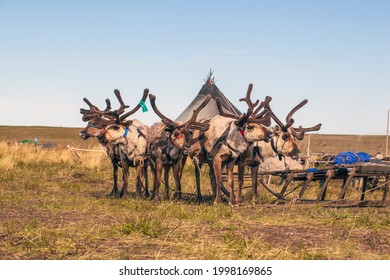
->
<box><xmin>122</xmin><ymin>120</ymin><xmax>133</xmax><ymax>127</ymax></box>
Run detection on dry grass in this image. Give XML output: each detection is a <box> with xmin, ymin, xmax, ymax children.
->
<box><xmin>0</xmin><ymin>127</ymin><xmax>389</xmax><ymax>260</ymax></box>
<box><xmin>0</xmin><ymin>142</ymin><xmax>106</xmax><ymax>170</ymax></box>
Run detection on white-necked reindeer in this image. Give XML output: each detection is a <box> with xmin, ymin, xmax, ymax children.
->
<box><xmin>236</xmin><ymin>98</ymin><xmax>322</xmax><ymax>204</ymax></box>
<box><xmin>79</xmin><ymin>89</ymin><xmax>149</xmax><ymax>198</ymax></box>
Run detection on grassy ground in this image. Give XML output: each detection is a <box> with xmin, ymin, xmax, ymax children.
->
<box><xmin>0</xmin><ymin>137</ymin><xmax>389</xmax><ymax>260</ymax></box>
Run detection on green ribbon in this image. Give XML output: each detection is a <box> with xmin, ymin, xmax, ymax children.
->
<box><xmin>139</xmin><ymin>100</ymin><xmax>148</xmax><ymax>112</ymax></box>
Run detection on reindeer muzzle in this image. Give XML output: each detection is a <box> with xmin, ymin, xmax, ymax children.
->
<box><xmin>264</xmin><ymin>131</ymin><xmax>273</xmax><ymax>143</ymax></box>
<box><xmin>79</xmin><ymin>131</ymin><xmax>89</xmax><ymax>140</ymax></box>
<box><xmin>289</xmin><ymin>148</ymin><xmax>300</xmax><ymax>160</ymax></box>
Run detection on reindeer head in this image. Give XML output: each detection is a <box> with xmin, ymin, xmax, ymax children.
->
<box><xmin>79</xmin><ymin>97</ymin><xmax>113</xmax><ymax>140</ymax></box>
<box><xmin>149</xmin><ymin>94</ymin><xmax>211</xmax><ymax>154</ymax></box>
<box><xmin>80</xmin><ymin>88</ymin><xmax>149</xmax><ymax>145</ymax></box>
<box><xmin>217</xmin><ymin>83</ymin><xmax>273</xmax><ymax>144</ymax></box>
<box><xmin>266</xmin><ymin>99</ymin><xmax>322</xmax><ymax>160</ymax></box>
<box><xmin>79</xmin><ymin>122</ymin><xmax>103</xmax><ymax>140</ymax></box>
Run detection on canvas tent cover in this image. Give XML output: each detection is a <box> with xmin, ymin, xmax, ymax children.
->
<box><xmin>175</xmin><ymin>77</ymin><xmax>241</xmax><ymax>122</ymax></box>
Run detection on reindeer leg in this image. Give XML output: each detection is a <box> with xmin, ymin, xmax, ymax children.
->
<box><xmin>179</xmin><ymin>155</ymin><xmax>187</xmax><ymax>180</ymax></box>
<box><xmin>227</xmin><ymin>160</ymin><xmax>236</xmax><ymax>206</ymax></box>
<box><xmin>236</xmin><ymin>161</ymin><xmax>245</xmax><ymax>204</ymax></box>
<box><xmin>143</xmin><ymin>163</ymin><xmax>149</xmax><ymax>198</ymax></box>
<box><xmin>164</xmin><ymin>165</ymin><xmax>170</xmax><ymax>200</ymax></box>
<box><xmin>251</xmin><ymin>165</ymin><xmax>259</xmax><ymax>204</ymax></box>
<box><xmin>173</xmin><ymin>159</ymin><xmax>184</xmax><ymax>201</ymax></box>
<box><xmin>120</xmin><ymin>162</ymin><xmax>130</xmax><ymax>198</ymax></box>
<box><xmin>152</xmin><ymin>159</ymin><xmax>163</xmax><ymax>202</ymax></box>
<box><xmin>135</xmin><ymin>165</ymin><xmax>143</xmax><ymax>199</ymax></box>
<box><xmin>212</xmin><ymin>157</ymin><xmax>223</xmax><ymax>204</ymax></box>
<box><xmin>109</xmin><ymin>161</ymin><xmax>120</xmax><ymax>197</ymax></box>
<box><xmin>208</xmin><ymin>163</ymin><xmax>217</xmax><ymax>200</ymax></box>
<box><xmin>195</xmin><ymin>163</ymin><xmax>203</xmax><ymax>204</ymax></box>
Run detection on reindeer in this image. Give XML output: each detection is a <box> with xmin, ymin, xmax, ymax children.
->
<box><xmin>79</xmin><ymin>89</ymin><xmax>149</xmax><ymax>198</ymax></box>
<box><xmin>189</xmin><ymin>84</ymin><xmax>271</xmax><ymax>205</ymax></box>
<box><xmin>147</xmin><ymin>94</ymin><xmax>211</xmax><ymax>202</ymax></box>
<box><xmin>236</xmin><ymin>98</ymin><xmax>322</xmax><ymax>204</ymax></box>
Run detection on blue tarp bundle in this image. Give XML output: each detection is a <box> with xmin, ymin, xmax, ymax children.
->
<box><xmin>333</xmin><ymin>152</ymin><xmax>371</xmax><ymax>165</ymax></box>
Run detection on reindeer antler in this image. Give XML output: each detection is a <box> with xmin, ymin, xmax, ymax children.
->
<box><xmin>266</xmin><ymin>98</ymin><xmax>321</xmax><ymax>138</ymax></box>
<box><xmin>285</xmin><ymin>99</ymin><xmax>308</xmax><ymax>123</ymax></box>
<box><xmin>216</xmin><ymin>83</ymin><xmax>258</xmax><ymax>128</ymax></box>
<box><xmin>149</xmin><ymin>94</ymin><xmax>178</xmax><ymax>129</ymax></box>
<box><xmin>80</xmin><ymin>97</ymin><xmax>114</xmax><ymax>122</ymax></box>
<box><xmin>80</xmin><ymin>88</ymin><xmax>147</xmax><ymax>127</ymax></box>
<box><xmin>150</xmin><ymin>94</ymin><xmax>211</xmax><ymax>132</ymax></box>
<box><xmin>239</xmin><ymin>84</ymin><xmax>259</xmax><ymax>110</ymax></box>
<box><xmin>186</xmin><ymin>94</ymin><xmax>211</xmax><ymax>131</ymax></box>
<box><xmin>246</xmin><ymin>96</ymin><xmax>273</xmax><ymax>127</ymax></box>
<box><xmin>291</xmin><ymin>123</ymin><xmax>322</xmax><ymax>140</ymax></box>
<box><xmin>120</xmin><ymin>88</ymin><xmax>149</xmax><ymax>121</ymax></box>
<box><xmin>265</xmin><ymin>101</ymin><xmax>295</xmax><ymax>132</ymax></box>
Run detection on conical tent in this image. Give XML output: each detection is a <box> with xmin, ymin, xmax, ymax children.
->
<box><xmin>175</xmin><ymin>75</ymin><xmax>241</xmax><ymax>122</ymax></box>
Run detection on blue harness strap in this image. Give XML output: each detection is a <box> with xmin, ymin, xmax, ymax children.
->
<box><xmin>123</xmin><ymin>127</ymin><xmax>129</xmax><ymax>137</ymax></box>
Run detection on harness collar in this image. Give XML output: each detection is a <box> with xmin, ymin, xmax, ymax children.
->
<box><xmin>271</xmin><ymin>134</ymin><xmax>285</xmax><ymax>161</ymax></box>
<box><xmin>123</xmin><ymin>127</ymin><xmax>129</xmax><ymax>137</ymax></box>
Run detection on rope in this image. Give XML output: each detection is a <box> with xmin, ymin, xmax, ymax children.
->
<box><xmin>67</xmin><ymin>146</ymin><xmax>105</xmax><ymax>152</ymax></box>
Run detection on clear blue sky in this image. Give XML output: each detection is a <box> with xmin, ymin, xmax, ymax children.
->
<box><xmin>1</xmin><ymin>0</ymin><xmax>389</xmax><ymax>134</ymax></box>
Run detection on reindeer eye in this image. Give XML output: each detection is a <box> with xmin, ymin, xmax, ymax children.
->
<box><xmin>174</xmin><ymin>132</ymin><xmax>180</xmax><ymax>137</ymax></box>
<box><xmin>112</xmin><ymin>125</ymin><xmax>120</xmax><ymax>131</ymax></box>
<box><xmin>282</xmin><ymin>134</ymin><xmax>289</xmax><ymax>141</ymax></box>
<box><xmin>247</xmin><ymin>125</ymin><xmax>254</xmax><ymax>130</ymax></box>
<box><xmin>189</xmin><ymin>130</ymin><xmax>194</xmax><ymax>135</ymax></box>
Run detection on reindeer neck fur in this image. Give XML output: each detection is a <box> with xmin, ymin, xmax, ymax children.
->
<box><xmin>100</xmin><ymin>119</ymin><xmax>148</xmax><ymax>166</ymax></box>
<box><xmin>204</xmin><ymin>115</ymin><xmax>249</xmax><ymax>159</ymax></box>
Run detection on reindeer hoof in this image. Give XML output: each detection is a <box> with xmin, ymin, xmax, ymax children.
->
<box><xmin>120</xmin><ymin>192</ymin><xmax>129</xmax><ymax>199</ymax></box>
<box><xmin>251</xmin><ymin>197</ymin><xmax>259</xmax><ymax>205</ymax></box>
<box><xmin>152</xmin><ymin>196</ymin><xmax>162</xmax><ymax>203</ymax></box>
<box><xmin>213</xmin><ymin>198</ymin><xmax>223</xmax><ymax>205</ymax></box>
<box><xmin>173</xmin><ymin>192</ymin><xmax>182</xmax><ymax>201</ymax></box>
<box><xmin>229</xmin><ymin>200</ymin><xmax>236</xmax><ymax>206</ymax></box>
<box><xmin>109</xmin><ymin>191</ymin><xmax>120</xmax><ymax>198</ymax></box>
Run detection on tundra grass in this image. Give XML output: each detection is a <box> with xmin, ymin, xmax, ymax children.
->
<box><xmin>0</xmin><ymin>142</ymin><xmax>389</xmax><ymax>260</ymax></box>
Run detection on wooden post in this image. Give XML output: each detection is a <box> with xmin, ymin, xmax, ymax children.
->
<box><xmin>316</xmin><ymin>169</ymin><xmax>335</xmax><ymax>201</ymax></box>
<box><xmin>386</xmin><ymin>110</ymin><xmax>389</xmax><ymax>157</ymax></box>
<box><xmin>298</xmin><ymin>172</ymin><xmax>314</xmax><ymax>199</ymax></box>
<box><xmin>360</xmin><ymin>176</ymin><xmax>369</xmax><ymax>201</ymax></box>
<box><xmin>279</xmin><ymin>173</ymin><xmax>294</xmax><ymax>199</ymax></box>
<box><xmin>383</xmin><ymin>175</ymin><xmax>389</xmax><ymax>202</ymax></box>
<box><xmin>338</xmin><ymin>168</ymin><xmax>357</xmax><ymax>200</ymax></box>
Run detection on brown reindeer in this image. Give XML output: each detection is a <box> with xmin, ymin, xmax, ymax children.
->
<box><xmin>79</xmin><ymin>89</ymin><xmax>149</xmax><ymax>198</ymax></box>
<box><xmin>147</xmin><ymin>94</ymin><xmax>211</xmax><ymax>202</ymax></box>
<box><xmin>236</xmin><ymin>98</ymin><xmax>322</xmax><ymax>204</ymax></box>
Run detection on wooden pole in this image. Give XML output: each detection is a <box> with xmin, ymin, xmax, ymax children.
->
<box><xmin>386</xmin><ymin>110</ymin><xmax>389</xmax><ymax>157</ymax></box>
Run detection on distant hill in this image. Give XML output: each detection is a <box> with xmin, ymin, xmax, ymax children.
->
<box><xmin>0</xmin><ymin>126</ymin><xmax>387</xmax><ymax>155</ymax></box>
